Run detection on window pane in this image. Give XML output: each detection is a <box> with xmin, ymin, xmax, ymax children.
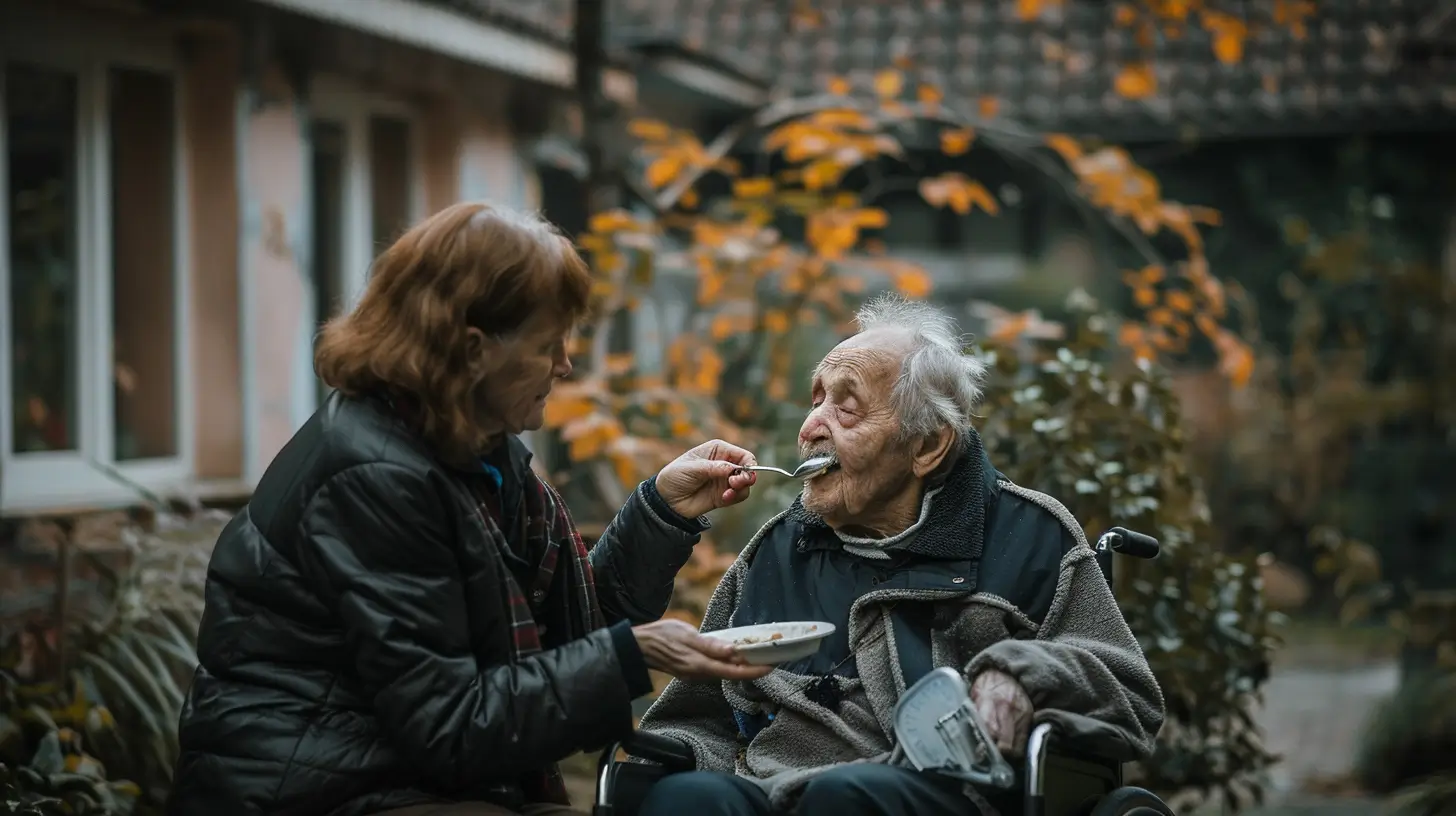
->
<box><xmin>310</xmin><ymin>119</ymin><xmax>346</xmax><ymax>407</ymax></box>
<box><xmin>110</xmin><ymin>67</ymin><xmax>177</xmax><ymax>461</ymax></box>
<box><xmin>6</xmin><ymin>63</ymin><xmax>80</xmax><ymax>454</ymax></box>
<box><xmin>369</xmin><ymin>115</ymin><xmax>412</xmax><ymax>252</ymax></box>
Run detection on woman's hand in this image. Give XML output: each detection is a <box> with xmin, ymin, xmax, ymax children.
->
<box><xmin>654</xmin><ymin>439</ymin><xmax>759</xmax><ymax>519</ymax></box>
<box><xmin>632</xmin><ymin>619</ymin><xmax>771</xmax><ymax>682</ymax></box>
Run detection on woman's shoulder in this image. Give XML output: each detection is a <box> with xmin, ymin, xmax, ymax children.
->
<box><xmin>250</xmin><ymin>393</ymin><xmax>448</xmax><ymax>517</ymax></box>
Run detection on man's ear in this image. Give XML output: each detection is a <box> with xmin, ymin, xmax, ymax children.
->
<box><xmin>911</xmin><ymin>426</ymin><xmax>957</xmax><ymax>478</ymax></box>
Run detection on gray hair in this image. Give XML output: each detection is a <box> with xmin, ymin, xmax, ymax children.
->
<box><xmin>852</xmin><ymin>294</ymin><xmax>986</xmax><ymax>444</ymax></box>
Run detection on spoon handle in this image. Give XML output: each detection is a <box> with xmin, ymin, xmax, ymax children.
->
<box><xmin>743</xmin><ymin>465</ymin><xmax>795</xmax><ymax>477</ymax></box>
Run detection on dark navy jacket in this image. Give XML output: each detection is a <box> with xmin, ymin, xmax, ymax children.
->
<box><xmin>729</xmin><ymin>437</ymin><xmax>1075</xmax><ymax>740</ymax></box>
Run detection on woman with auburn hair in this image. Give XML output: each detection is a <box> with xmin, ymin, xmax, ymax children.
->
<box><xmin>169</xmin><ymin>202</ymin><xmax>767</xmax><ymax>816</ymax></box>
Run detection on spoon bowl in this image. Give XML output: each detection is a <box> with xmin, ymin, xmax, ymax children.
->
<box><xmin>743</xmin><ymin>454</ymin><xmax>838</xmax><ymax>480</ymax></box>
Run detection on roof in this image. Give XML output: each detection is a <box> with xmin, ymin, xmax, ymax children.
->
<box><xmin>430</xmin><ymin>0</ymin><xmax>1456</xmax><ymax>142</ymax></box>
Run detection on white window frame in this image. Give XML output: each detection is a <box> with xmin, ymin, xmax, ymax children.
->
<box><xmin>308</xmin><ymin>75</ymin><xmax>427</xmax><ymax>315</ymax></box>
<box><xmin>0</xmin><ymin>25</ymin><xmax>193</xmax><ymax>514</ymax></box>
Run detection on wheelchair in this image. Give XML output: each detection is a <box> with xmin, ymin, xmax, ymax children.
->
<box><xmin>592</xmin><ymin>527</ymin><xmax>1176</xmax><ymax>816</ymax></box>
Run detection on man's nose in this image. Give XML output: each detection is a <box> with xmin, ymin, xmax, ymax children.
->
<box><xmin>798</xmin><ymin>411</ymin><xmax>829</xmax><ymax>448</ymax></box>
<box><xmin>553</xmin><ymin>353</ymin><xmax>573</xmax><ymax>378</ymax></box>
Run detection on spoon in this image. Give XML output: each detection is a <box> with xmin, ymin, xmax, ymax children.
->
<box><xmin>742</xmin><ymin>454</ymin><xmax>839</xmax><ymax>480</ymax></box>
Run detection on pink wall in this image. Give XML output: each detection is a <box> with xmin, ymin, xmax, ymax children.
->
<box><xmin>242</xmin><ymin>69</ymin><xmax>310</xmax><ymax>474</ymax></box>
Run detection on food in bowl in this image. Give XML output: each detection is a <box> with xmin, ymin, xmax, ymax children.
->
<box><xmin>731</xmin><ymin>624</ymin><xmax>818</xmax><ymax>646</ymax></box>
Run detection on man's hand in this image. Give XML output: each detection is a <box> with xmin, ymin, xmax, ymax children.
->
<box><xmin>632</xmin><ymin>619</ymin><xmax>772</xmax><ymax>682</ymax></box>
<box><xmin>970</xmin><ymin>669</ymin><xmax>1034</xmax><ymax>757</ymax></box>
<box><xmin>655</xmin><ymin>439</ymin><xmax>758</xmax><ymax>519</ymax></box>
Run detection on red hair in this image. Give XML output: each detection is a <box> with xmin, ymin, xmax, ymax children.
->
<box><xmin>315</xmin><ymin>202</ymin><xmax>591</xmax><ymax>458</ymax></box>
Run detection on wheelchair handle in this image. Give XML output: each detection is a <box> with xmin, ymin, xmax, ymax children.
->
<box><xmin>1096</xmin><ymin>527</ymin><xmax>1160</xmax><ymax>560</ymax></box>
<box><xmin>619</xmin><ymin>730</ymin><xmax>697</xmax><ymax>772</ymax></box>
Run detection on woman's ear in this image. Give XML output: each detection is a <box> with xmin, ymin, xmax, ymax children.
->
<box><xmin>464</xmin><ymin>327</ymin><xmax>502</xmax><ymax>379</ymax></box>
<box><xmin>911</xmin><ymin>426</ymin><xmax>957</xmax><ymax>478</ymax></box>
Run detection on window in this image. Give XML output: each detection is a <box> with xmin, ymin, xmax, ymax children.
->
<box><xmin>1</xmin><ymin>54</ymin><xmax>189</xmax><ymax>512</ymax></box>
<box><xmin>304</xmin><ymin>82</ymin><xmax>422</xmax><ymax>418</ymax></box>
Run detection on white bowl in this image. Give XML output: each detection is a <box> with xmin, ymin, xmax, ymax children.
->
<box><xmin>703</xmin><ymin>621</ymin><xmax>837</xmax><ymax>666</ymax></box>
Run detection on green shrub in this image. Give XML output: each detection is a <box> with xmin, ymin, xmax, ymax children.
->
<box><xmin>976</xmin><ymin>293</ymin><xmax>1281</xmax><ymax>808</ymax></box>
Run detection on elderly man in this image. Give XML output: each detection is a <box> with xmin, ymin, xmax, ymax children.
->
<box><xmin>634</xmin><ymin>296</ymin><xmax>1165</xmax><ymax>816</ymax></box>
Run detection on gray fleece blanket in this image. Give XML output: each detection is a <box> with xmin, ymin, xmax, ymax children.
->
<box><xmin>637</xmin><ymin>479</ymin><xmax>1166</xmax><ymax>810</ymax></box>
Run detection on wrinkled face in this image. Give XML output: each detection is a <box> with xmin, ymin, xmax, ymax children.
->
<box><xmin>798</xmin><ymin>329</ymin><xmax>916</xmax><ymax>530</ymax></box>
<box><xmin>471</xmin><ymin>312</ymin><xmax>574</xmax><ymax>436</ymax></box>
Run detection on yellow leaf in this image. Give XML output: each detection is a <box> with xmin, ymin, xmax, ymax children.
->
<box><xmin>627</xmin><ymin>119</ymin><xmax>673</xmax><ymax>141</ymax></box>
<box><xmin>680</xmin><ymin>188</ymin><xmax>699</xmax><ymax>209</ymax></box>
<box><xmin>873</xmin><ymin>69</ymin><xmax>903</xmax><ymax>99</ymax></box>
<box><xmin>827</xmin><ymin>75</ymin><xmax>851</xmax><ymax>95</ymax></box>
<box><xmin>940</xmin><ymin>128</ymin><xmax>975</xmax><ymax>156</ymax></box>
<box><xmin>1114</xmin><ymin>63</ymin><xmax>1157</xmax><ymax>99</ymax></box>
<box><xmin>645</xmin><ymin>155</ymin><xmax>684</xmax><ymax>189</ymax></box>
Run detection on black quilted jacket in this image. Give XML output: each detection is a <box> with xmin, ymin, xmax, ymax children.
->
<box><xmin>167</xmin><ymin>393</ymin><xmax>703</xmax><ymax>816</ymax></box>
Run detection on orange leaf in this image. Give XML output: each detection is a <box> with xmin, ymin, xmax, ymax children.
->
<box><xmin>851</xmin><ymin>207</ymin><xmax>889</xmax><ymax>228</ymax></box>
<box><xmin>733</xmin><ymin>177</ymin><xmax>774</xmax><ymax>198</ymax></box>
<box><xmin>645</xmin><ymin>155</ymin><xmax>684</xmax><ymax>189</ymax></box>
<box><xmin>710</xmin><ymin>315</ymin><xmax>735</xmax><ymax>340</ymax></box>
<box><xmin>940</xmin><ymin>128</ymin><xmax>975</xmax><ymax>156</ymax></box>
<box><xmin>1133</xmin><ymin>286</ymin><xmax>1157</xmax><ymax>308</ymax></box>
<box><xmin>588</xmin><ymin>209</ymin><xmax>638</xmax><ymax>234</ymax></box>
<box><xmin>918</xmin><ymin>177</ymin><xmax>949</xmax><ymax>208</ymax></box>
<box><xmin>605</xmin><ymin>353</ymin><xmax>634</xmax><ymax>376</ymax></box>
<box><xmin>763</xmin><ymin>311</ymin><xmax>790</xmax><ymax>333</ymax></box>
<box><xmin>827</xmin><ymin>75</ymin><xmax>851</xmax><ymax>95</ymax></box>
<box><xmin>680</xmin><ymin>188</ymin><xmax>699</xmax><ymax>209</ymax></box>
<box><xmin>978</xmin><ymin>96</ymin><xmax>1000</xmax><ymax>119</ymax></box>
<box><xmin>627</xmin><ymin>119</ymin><xmax>672</xmax><ymax>141</ymax></box>
<box><xmin>917</xmin><ymin>84</ymin><xmax>944</xmax><ymax>106</ymax></box>
<box><xmin>1147</xmin><ymin>307</ymin><xmax>1175</xmax><ymax>326</ymax></box>
<box><xmin>1113</xmin><ymin>4</ymin><xmax>1137</xmax><ymax>25</ymax></box>
<box><xmin>965</xmin><ymin>182</ymin><xmax>1000</xmax><ymax>215</ymax></box>
<box><xmin>873</xmin><ymin>69</ymin><xmax>904</xmax><ymax>99</ymax></box>
<box><xmin>1166</xmin><ymin>290</ymin><xmax>1195</xmax><ymax>313</ymax></box>
<box><xmin>1114</xmin><ymin>63</ymin><xmax>1157</xmax><ymax>99</ymax></box>
<box><xmin>892</xmin><ymin>268</ymin><xmax>932</xmax><ymax>299</ymax></box>
<box><xmin>543</xmin><ymin>397</ymin><xmax>595</xmax><ymax>428</ymax></box>
<box><xmin>1044</xmin><ymin>134</ymin><xmax>1083</xmax><ymax>162</ymax></box>
<box><xmin>1016</xmin><ymin>0</ymin><xmax>1045</xmax><ymax>21</ymax></box>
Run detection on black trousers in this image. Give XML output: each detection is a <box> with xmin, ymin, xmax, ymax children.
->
<box><xmin>636</xmin><ymin>764</ymin><xmax>977</xmax><ymax>816</ymax></box>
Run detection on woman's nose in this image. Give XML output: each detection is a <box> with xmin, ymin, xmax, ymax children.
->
<box><xmin>553</xmin><ymin>354</ymin><xmax>573</xmax><ymax>378</ymax></box>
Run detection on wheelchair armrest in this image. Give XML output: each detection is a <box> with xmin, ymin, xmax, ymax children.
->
<box><xmin>619</xmin><ymin>730</ymin><xmax>696</xmax><ymax>773</ymax></box>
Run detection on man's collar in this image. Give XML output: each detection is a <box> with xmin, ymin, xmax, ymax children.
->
<box><xmin>786</xmin><ymin>428</ymin><xmax>997</xmax><ymax>561</ymax></box>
